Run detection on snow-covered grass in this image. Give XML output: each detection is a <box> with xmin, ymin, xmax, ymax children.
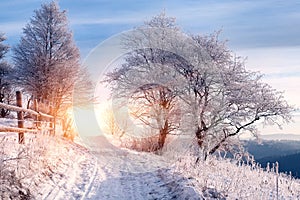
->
<box><xmin>161</xmin><ymin>135</ymin><xmax>300</xmax><ymax>198</ymax></box>
<box><xmin>0</xmin><ymin>132</ymin><xmax>97</xmax><ymax>200</ymax></box>
<box><xmin>173</xmin><ymin>154</ymin><xmax>300</xmax><ymax>199</ymax></box>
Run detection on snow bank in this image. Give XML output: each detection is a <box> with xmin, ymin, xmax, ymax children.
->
<box><xmin>0</xmin><ymin>133</ymin><xmax>97</xmax><ymax>199</ymax></box>
<box><xmin>173</xmin><ymin>155</ymin><xmax>300</xmax><ymax>199</ymax></box>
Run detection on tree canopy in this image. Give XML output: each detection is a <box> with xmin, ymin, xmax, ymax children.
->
<box><xmin>13</xmin><ymin>1</ymin><xmax>90</xmax><ymax>118</ymax></box>
<box><xmin>105</xmin><ymin>13</ymin><xmax>293</xmax><ymax>158</ymax></box>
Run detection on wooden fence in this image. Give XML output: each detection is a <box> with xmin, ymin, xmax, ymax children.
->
<box><xmin>0</xmin><ymin>91</ymin><xmax>54</xmax><ymax>144</ymax></box>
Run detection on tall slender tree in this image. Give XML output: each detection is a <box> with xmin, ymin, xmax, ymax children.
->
<box><xmin>0</xmin><ymin>33</ymin><xmax>13</xmax><ymax>117</ymax></box>
<box><xmin>13</xmin><ymin>1</ymin><xmax>90</xmax><ymax>134</ymax></box>
<box><xmin>13</xmin><ymin>1</ymin><xmax>78</xmax><ymax>110</ymax></box>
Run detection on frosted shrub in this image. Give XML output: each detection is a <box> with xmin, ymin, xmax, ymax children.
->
<box><xmin>174</xmin><ymin>155</ymin><xmax>300</xmax><ymax>199</ymax></box>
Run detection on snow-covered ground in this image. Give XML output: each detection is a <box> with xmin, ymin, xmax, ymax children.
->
<box><xmin>0</xmin><ymin>132</ymin><xmax>97</xmax><ymax>200</ymax></box>
<box><xmin>1</xmin><ymin>132</ymin><xmax>200</xmax><ymax>200</ymax></box>
<box><xmin>82</xmin><ymin>136</ymin><xmax>201</xmax><ymax>200</ymax></box>
<box><xmin>1</xmin><ymin>131</ymin><xmax>300</xmax><ymax>199</ymax></box>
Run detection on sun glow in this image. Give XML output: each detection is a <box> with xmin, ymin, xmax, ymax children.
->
<box><xmin>94</xmin><ymin>102</ymin><xmax>112</xmax><ymax>133</ymax></box>
<box><xmin>72</xmin><ymin>105</ymin><xmax>102</xmax><ymax>137</ymax></box>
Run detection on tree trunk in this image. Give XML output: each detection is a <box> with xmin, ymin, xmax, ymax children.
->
<box><xmin>1</xmin><ymin>108</ymin><xmax>7</xmax><ymax>117</ymax></box>
<box><xmin>157</xmin><ymin>120</ymin><xmax>169</xmax><ymax>151</ymax></box>
<box><xmin>0</xmin><ymin>91</ymin><xmax>8</xmax><ymax>117</ymax></box>
<box><xmin>195</xmin><ymin>126</ymin><xmax>206</xmax><ymax>147</ymax></box>
<box><xmin>157</xmin><ymin>130</ymin><xmax>167</xmax><ymax>150</ymax></box>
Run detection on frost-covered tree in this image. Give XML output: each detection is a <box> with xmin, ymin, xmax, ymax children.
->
<box><xmin>13</xmin><ymin>1</ymin><xmax>91</xmax><ymax>134</ymax></box>
<box><xmin>0</xmin><ymin>33</ymin><xmax>14</xmax><ymax>117</ymax></box>
<box><xmin>177</xmin><ymin>32</ymin><xmax>293</xmax><ymax>160</ymax></box>
<box><xmin>106</xmin><ymin>13</ymin><xmax>184</xmax><ymax>151</ymax></box>
<box><xmin>106</xmin><ymin>13</ymin><xmax>293</xmax><ymax>157</ymax></box>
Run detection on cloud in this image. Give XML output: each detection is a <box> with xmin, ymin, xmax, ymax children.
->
<box><xmin>0</xmin><ymin>21</ymin><xmax>26</xmax><ymax>36</ymax></box>
<box><xmin>237</xmin><ymin>47</ymin><xmax>300</xmax><ymax>74</ymax></box>
<box><xmin>236</xmin><ymin>46</ymin><xmax>300</xmax><ymax>109</ymax></box>
<box><xmin>168</xmin><ymin>0</ymin><xmax>260</xmax><ymax>20</ymax></box>
<box><xmin>265</xmin><ymin>76</ymin><xmax>300</xmax><ymax>107</ymax></box>
<box><xmin>168</xmin><ymin>0</ymin><xmax>300</xmax><ymax>48</ymax></box>
<box><xmin>70</xmin><ymin>17</ymin><xmax>141</xmax><ymax>26</ymax></box>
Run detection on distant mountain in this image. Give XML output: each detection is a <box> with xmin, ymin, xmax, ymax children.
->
<box><xmin>244</xmin><ymin>140</ymin><xmax>300</xmax><ymax>159</ymax></box>
<box><xmin>244</xmin><ymin>139</ymin><xmax>300</xmax><ymax>179</ymax></box>
<box><xmin>256</xmin><ymin>153</ymin><xmax>300</xmax><ymax>178</ymax></box>
<box><xmin>260</xmin><ymin>134</ymin><xmax>300</xmax><ymax>141</ymax></box>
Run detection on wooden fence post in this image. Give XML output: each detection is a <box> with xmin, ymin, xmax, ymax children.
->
<box><xmin>49</xmin><ymin>106</ymin><xmax>55</xmax><ymax>136</ymax></box>
<box><xmin>16</xmin><ymin>91</ymin><xmax>24</xmax><ymax>144</ymax></box>
<box><xmin>33</xmin><ymin>99</ymin><xmax>40</xmax><ymax>128</ymax></box>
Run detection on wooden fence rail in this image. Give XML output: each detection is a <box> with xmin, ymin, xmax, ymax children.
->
<box><xmin>0</xmin><ymin>91</ymin><xmax>54</xmax><ymax>144</ymax></box>
<box><xmin>0</xmin><ymin>102</ymin><xmax>53</xmax><ymax>119</ymax></box>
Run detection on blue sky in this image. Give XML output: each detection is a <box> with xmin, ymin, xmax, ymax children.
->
<box><xmin>0</xmin><ymin>0</ymin><xmax>300</xmax><ymax>135</ymax></box>
<box><xmin>1</xmin><ymin>0</ymin><xmax>300</xmax><ymax>56</ymax></box>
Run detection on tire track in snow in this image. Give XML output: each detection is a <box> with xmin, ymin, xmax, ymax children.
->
<box><xmin>80</xmin><ymin>159</ymin><xmax>99</xmax><ymax>200</ymax></box>
<box><xmin>42</xmin><ymin>141</ymin><xmax>99</xmax><ymax>200</ymax></box>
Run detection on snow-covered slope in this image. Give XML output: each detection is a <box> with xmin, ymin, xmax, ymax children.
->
<box><xmin>0</xmin><ymin>133</ymin><xmax>97</xmax><ymax>200</ymax></box>
<box><xmin>1</xmin><ymin>133</ymin><xmax>300</xmax><ymax>199</ymax></box>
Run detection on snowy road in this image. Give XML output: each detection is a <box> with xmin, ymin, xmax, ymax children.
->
<box><xmin>81</xmin><ymin>136</ymin><xmax>201</xmax><ymax>200</ymax></box>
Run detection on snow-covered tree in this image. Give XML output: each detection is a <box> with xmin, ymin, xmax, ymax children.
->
<box><xmin>106</xmin><ymin>13</ymin><xmax>293</xmax><ymax>157</ymax></box>
<box><xmin>183</xmin><ymin>32</ymin><xmax>293</xmax><ymax>160</ymax></box>
<box><xmin>0</xmin><ymin>33</ymin><xmax>14</xmax><ymax>117</ymax></box>
<box><xmin>106</xmin><ymin>13</ymin><xmax>184</xmax><ymax>151</ymax></box>
<box><xmin>13</xmin><ymin>1</ymin><xmax>91</xmax><ymax>135</ymax></box>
